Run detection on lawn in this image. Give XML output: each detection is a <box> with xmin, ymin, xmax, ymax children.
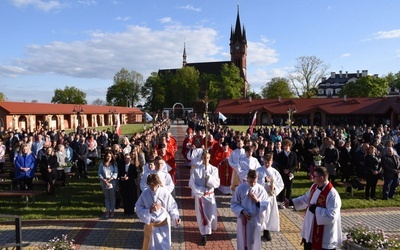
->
<box><xmin>1</xmin><ymin>168</ymin><xmax>397</xmax><ymax>220</ymax></box>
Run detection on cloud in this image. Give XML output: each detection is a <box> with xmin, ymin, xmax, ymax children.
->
<box><xmin>372</xmin><ymin>29</ymin><xmax>400</xmax><ymax>39</ymax></box>
<box><xmin>8</xmin><ymin>24</ymin><xmax>222</xmax><ymax>81</ymax></box>
<box><xmin>115</xmin><ymin>16</ymin><xmax>130</xmax><ymax>21</ymax></box>
<box><xmin>0</xmin><ymin>64</ymin><xmax>26</xmax><ymax>77</ymax></box>
<box><xmin>247</xmin><ymin>41</ymin><xmax>279</xmax><ymax>66</ymax></box>
<box><xmin>177</xmin><ymin>5</ymin><xmax>201</xmax><ymax>12</ymax></box>
<box><xmin>77</xmin><ymin>0</ymin><xmax>97</xmax><ymax>6</ymax></box>
<box><xmin>340</xmin><ymin>53</ymin><xmax>351</xmax><ymax>58</ymax></box>
<box><xmin>9</xmin><ymin>0</ymin><xmax>62</xmax><ymax>12</ymax></box>
<box><xmin>159</xmin><ymin>17</ymin><xmax>172</xmax><ymax>23</ymax></box>
<box><xmin>248</xmin><ymin>67</ymin><xmax>290</xmax><ymax>92</ymax></box>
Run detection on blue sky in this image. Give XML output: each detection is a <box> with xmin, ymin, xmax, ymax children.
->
<box><xmin>1</xmin><ymin>0</ymin><xmax>400</xmax><ymax>104</ymax></box>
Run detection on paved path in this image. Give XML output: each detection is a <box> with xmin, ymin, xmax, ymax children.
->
<box><xmin>1</xmin><ymin>123</ymin><xmax>400</xmax><ymax>249</ymax></box>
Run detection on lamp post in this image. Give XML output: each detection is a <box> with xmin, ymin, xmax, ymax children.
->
<box><xmin>286</xmin><ymin>105</ymin><xmax>296</xmax><ymax>131</ymax></box>
<box><xmin>72</xmin><ymin>105</ymin><xmax>84</xmax><ymax>133</ymax></box>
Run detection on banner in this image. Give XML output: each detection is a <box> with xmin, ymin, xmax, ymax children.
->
<box><xmin>249</xmin><ymin>111</ymin><xmax>257</xmax><ymax>135</ymax></box>
<box><xmin>116</xmin><ymin>113</ymin><xmax>121</xmax><ymax>136</ymax></box>
<box><xmin>218</xmin><ymin>112</ymin><xmax>227</xmax><ymax>122</ymax></box>
<box><xmin>145</xmin><ymin>112</ymin><xmax>153</xmax><ymax>121</ymax></box>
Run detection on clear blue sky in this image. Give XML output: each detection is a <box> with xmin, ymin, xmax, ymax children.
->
<box><xmin>1</xmin><ymin>0</ymin><xmax>400</xmax><ymax>104</ymax></box>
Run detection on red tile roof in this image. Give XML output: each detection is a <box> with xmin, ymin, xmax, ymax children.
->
<box><xmin>0</xmin><ymin>102</ymin><xmax>143</xmax><ymax>115</ymax></box>
<box><xmin>215</xmin><ymin>97</ymin><xmax>400</xmax><ymax>115</ymax></box>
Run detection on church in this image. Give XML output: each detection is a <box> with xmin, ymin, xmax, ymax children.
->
<box><xmin>158</xmin><ymin>6</ymin><xmax>249</xmax><ymax>98</ymax></box>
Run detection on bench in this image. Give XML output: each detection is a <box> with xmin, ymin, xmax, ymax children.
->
<box><xmin>0</xmin><ymin>190</ymin><xmax>43</xmax><ymax>204</ymax></box>
<box><xmin>336</xmin><ymin>180</ymin><xmax>384</xmax><ymax>197</ymax></box>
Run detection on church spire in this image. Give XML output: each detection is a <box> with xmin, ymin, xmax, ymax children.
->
<box><xmin>182</xmin><ymin>42</ymin><xmax>187</xmax><ymax>67</ymax></box>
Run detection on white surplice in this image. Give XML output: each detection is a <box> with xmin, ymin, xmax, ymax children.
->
<box><xmin>257</xmin><ymin>166</ymin><xmax>284</xmax><ymax>231</ymax></box>
<box><xmin>189</xmin><ymin>163</ymin><xmax>220</xmax><ymax>236</ymax></box>
<box><xmin>230</xmin><ymin>182</ymin><xmax>270</xmax><ymax>250</ymax></box>
<box><xmin>237</xmin><ymin>156</ymin><xmax>262</xmax><ymax>182</ymax></box>
<box><xmin>292</xmin><ymin>183</ymin><xmax>343</xmax><ymax>249</ymax></box>
<box><xmin>140</xmin><ymin>169</ymin><xmax>175</xmax><ymax>194</ymax></box>
<box><xmin>135</xmin><ymin>186</ymin><xmax>180</xmax><ymax>250</ymax></box>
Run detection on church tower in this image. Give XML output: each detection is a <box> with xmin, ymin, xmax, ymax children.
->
<box><xmin>230</xmin><ymin>5</ymin><xmax>248</xmax><ymax>98</ymax></box>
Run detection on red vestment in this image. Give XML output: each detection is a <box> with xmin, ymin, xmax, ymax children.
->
<box><xmin>211</xmin><ymin>147</ymin><xmax>233</xmax><ymax>187</ymax></box>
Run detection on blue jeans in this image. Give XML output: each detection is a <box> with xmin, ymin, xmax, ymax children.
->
<box><xmin>383</xmin><ymin>176</ymin><xmax>399</xmax><ymax>199</ymax></box>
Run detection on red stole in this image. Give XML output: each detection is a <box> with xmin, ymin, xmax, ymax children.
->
<box><xmin>308</xmin><ymin>182</ymin><xmax>333</xmax><ymax>250</ymax></box>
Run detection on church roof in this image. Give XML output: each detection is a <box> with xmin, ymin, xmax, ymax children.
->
<box><xmin>0</xmin><ymin>102</ymin><xmax>143</xmax><ymax>115</ymax></box>
<box><xmin>159</xmin><ymin>61</ymin><xmax>232</xmax><ymax>76</ymax></box>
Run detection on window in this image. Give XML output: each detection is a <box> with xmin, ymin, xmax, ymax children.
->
<box><xmin>326</xmin><ymin>82</ymin><xmax>331</xmax><ymax>87</ymax></box>
<box><xmin>318</xmin><ymin>89</ymin><xmax>324</xmax><ymax>95</ymax></box>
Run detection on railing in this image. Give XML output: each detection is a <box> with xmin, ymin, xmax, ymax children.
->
<box><xmin>0</xmin><ymin>214</ymin><xmax>23</xmax><ymax>250</ymax></box>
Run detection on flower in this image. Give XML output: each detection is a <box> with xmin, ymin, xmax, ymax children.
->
<box><xmin>40</xmin><ymin>234</ymin><xmax>76</xmax><ymax>250</ymax></box>
<box><xmin>313</xmin><ymin>154</ymin><xmax>324</xmax><ymax>161</ymax></box>
<box><xmin>343</xmin><ymin>223</ymin><xmax>400</xmax><ymax>249</ymax></box>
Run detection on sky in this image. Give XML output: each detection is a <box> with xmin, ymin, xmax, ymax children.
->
<box><xmin>1</xmin><ymin>0</ymin><xmax>400</xmax><ymax>104</ymax></box>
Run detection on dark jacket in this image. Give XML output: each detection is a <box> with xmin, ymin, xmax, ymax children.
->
<box><xmin>276</xmin><ymin>151</ymin><xmax>297</xmax><ymax>174</ymax></box>
<box><xmin>381</xmin><ymin>154</ymin><xmax>400</xmax><ymax>179</ymax></box>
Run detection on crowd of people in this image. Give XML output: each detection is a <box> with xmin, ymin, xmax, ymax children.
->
<box><xmin>1</xmin><ymin>119</ymin><xmax>399</xmax><ymax>249</ymax></box>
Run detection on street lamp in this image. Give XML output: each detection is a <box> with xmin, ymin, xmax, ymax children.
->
<box><xmin>286</xmin><ymin>105</ymin><xmax>296</xmax><ymax>130</ymax></box>
<box><xmin>72</xmin><ymin>105</ymin><xmax>84</xmax><ymax>133</ymax></box>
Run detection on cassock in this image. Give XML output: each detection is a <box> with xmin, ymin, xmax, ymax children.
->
<box><xmin>187</xmin><ymin>147</ymin><xmax>204</xmax><ymax>170</ymax></box>
<box><xmin>211</xmin><ymin>145</ymin><xmax>233</xmax><ymax>194</ymax></box>
<box><xmin>160</xmin><ymin>151</ymin><xmax>177</xmax><ymax>184</ymax></box>
<box><xmin>141</xmin><ymin>170</ymin><xmax>175</xmax><ymax>194</ymax></box>
<box><xmin>292</xmin><ymin>182</ymin><xmax>342</xmax><ymax>249</ymax></box>
<box><xmin>237</xmin><ymin>156</ymin><xmax>262</xmax><ymax>182</ymax></box>
<box><xmin>189</xmin><ymin>163</ymin><xmax>220</xmax><ymax>236</ymax></box>
<box><xmin>257</xmin><ymin>166</ymin><xmax>284</xmax><ymax>231</ymax></box>
<box><xmin>181</xmin><ymin>135</ymin><xmax>193</xmax><ymax>167</ymax></box>
<box><xmin>230</xmin><ymin>182</ymin><xmax>270</xmax><ymax>250</ymax></box>
<box><xmin>135</xmin><ymin>186</ymin><xmax>180</xmax><ymax>250</ymax></box>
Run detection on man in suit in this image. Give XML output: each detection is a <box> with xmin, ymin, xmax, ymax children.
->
<box><xmin>276</xmin><ymin>139</ymin><xmax>297</xmax><ymax>209</ymax></box>
<box><xmin>381</xmin><ymin>147</ymin><xmax>400</xmax><ymax>200</ymax></box>
<box><xmin>6</xmin><ymin>131</ymin><xmax>19</xmax><ymax>162</ymax></box>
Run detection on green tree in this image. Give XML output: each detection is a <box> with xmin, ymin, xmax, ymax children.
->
<box><xmin>169</xmin><ymin>66</ymin><xmax>200</xmax><ymax>107</ymax></box>
<box><xmin>384</xmin><ymin>71</ymin><xmax>400</xmax><ymax>89</ymax></box>
<box><xmin>246</xmin><ymin>90</ymin><xmax>262</xmax><ymax>99</ymax></box>
<box><xmin>51</xmin><ymin>86</ymin><xmax>87</xmax><ymax>104</ymax></box>
<box><xmin>289</xmin><ymin>56</ymin><xmax>329</xmax><ymax>98</ymax></box>
<box><xmin>142</xmin><ymin>72</ymin><xmax>165</xmax><ymax>112</ymax></box>
<box><xmin>107</xmin><ymin>68</ymin><xmax>143</xmax><ymax>107</ymax></box>
<box><xmin>261</xmin><ymin>77</ymin><xmax>295</xmax><ymax>98</ymax></box>
<box><xmin>91</xmin><ymin>98</ymin><xmax>107</xmax><ymax>106</ymax></box>
<box><xmin>339</xmin><ymin>75</ymin><xmax>388</xmax><ymax>97</ymax></box>
<box><xmin>0</xmin><ymin>92</ymin><xmax>6</xmax><ymax>101</ymax></box>
<box><xmin>209</xmin><ymin>63</ymin><xmax>243</xmax><ymax>102</ymax></box>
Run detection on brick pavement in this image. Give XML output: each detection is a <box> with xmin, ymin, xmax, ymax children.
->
<box><xmin>1</xmin><ymin>122</ymin><xmax>400</xmax><ymax>249</ymax></box>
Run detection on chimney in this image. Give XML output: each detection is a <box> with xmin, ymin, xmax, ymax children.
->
<box><xmin>278</xmin><ymin>96</ymin><xmax>281</xmax><ymax>102</ymax></box>
<box><xmin>248</xmin><ymin>96</ymin><xmax>252</xmax><ymax>102</ymax></box>
<box><xmin>346</xmin><ymin>71</ymin><xmax>348</xmax><ymax>78</ymax></box>
<box><xmin>344</xmin><ymin>95</ymin><xmax>347</xmax><ymax>102</ymax></box>
<box><xmin>331</xmin><ymin>72</ymin><xmax>336</xmax><ymax>78</ymax></box>
<box><xmin>339</xmin><ymin>70</ymin><xmax>342</xmax><ymax>78</ymax></box>
<box><xmin>362</xmin><ymin>70</ymin><xmax>368</xmax><ymax>77</ymax></box>
<box><xmin>357</xmin><ymin>70</ymin><xmax>360</xmax><ymax>77</ymax></box>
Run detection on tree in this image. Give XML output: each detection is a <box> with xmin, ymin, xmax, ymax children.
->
<box><xmin>51</xmin><ymin>86</ymin><xmax>87</xmax><ymax>104</ymax></box>
<box><xmin>0</xmin><ymin>92</ymin><xmax>6</xmax><ymax>101</ymax></box>
<box><xmin>107</xmin><ymin>68</ymin><xmax>143</xmax><ymax>107</ymax></box>
<box><xmin>169</xmin><ymin>66</ymin><xmax>200</xmax><ymax>107</ymax></box>
<box><xmin>246</xmin><ymin>90</ymin><xmax>262</xmax><ymax>99</ymax></box>
<box><xmin>384</xmin><ymin>71</ymin><xmax>400</xmax><ymax>89</ymax></box>
<box><xmin>142</xmin><ymin>72</ymin><xmax>165</xmax><ymax>112</ymax></box>
<box><xmin>261</xmin><ymin>77</ymin><xmax>295</xmax><ymax>98</ymax></box>
<box><xmin>339</xmin><ymin>75</ymin><xmax>388</xmax><ymax>97</ymax></box>
<box><xmin>92</xmin><ymin>98</ymin><xmax>107</xmax><ymax>106</ymax></box>
<box><xmin>289</xmin><ymin>56</ymin><xmax>329</xmax><ymax>98</ymax></box>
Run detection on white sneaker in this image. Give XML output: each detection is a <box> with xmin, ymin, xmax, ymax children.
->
<box><xmin>278</xmin><ymin>202</ymin><xmax>286</xmax><ymax>209</ymax></box>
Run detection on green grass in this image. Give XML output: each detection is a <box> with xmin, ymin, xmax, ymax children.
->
<box><xmin>291</xmin><ymin>171</ymin><xmax>400</xmax><ymax>209</ymax></box>
<box><xmin>65</xmin><ymin>124</ymin><xmax>151</xmax><ymax>136</ymax></box>
<box><xmin>1</xmin><ymin>169</ymin><xmax>397</xmax><ymax>220</ymax></box>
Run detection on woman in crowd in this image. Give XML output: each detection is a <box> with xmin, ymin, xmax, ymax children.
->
<box><xmin>38</xmin><ymin>146</ymin><xmax>58</xmax><ymax>196</ymax></box>
<box><xmin>98</xmin><ymin>152</ymin><xmax>118</xmax><ymax>218</ymax></box>
<box><xmin>87</xmin><ymin>135</ymin><xmax>98</xmax><ymax>168</ymax></box>
<box><xmin>364</xmin><ymin>145</ymin><xmax>382</xmax><ymax>200</ymax></box>
<box><xmin>14</xmin><ymin>143</ymin><xmax>36</xmax><ymax>190</ymax></box>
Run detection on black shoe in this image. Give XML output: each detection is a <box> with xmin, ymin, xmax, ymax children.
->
<box><xmin>201</xmin><ymin>235</ymin><xmax>207</xmax><ymax>246</ymax></box>
<box><xmin>263</xmin><ymin>230</ymin><xmax>272</xmax><ymax>241</ymax></box>
<box><xmin>373</xmin><ymin>197</ymin><xmax>377</xmax><ymax>201</ymax></box>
